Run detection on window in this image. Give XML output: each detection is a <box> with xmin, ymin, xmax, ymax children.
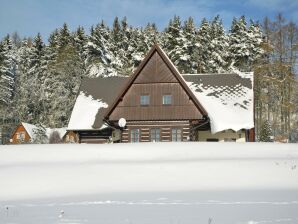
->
<box><xmin>172</xmin><ymin>128</ymin><xmax>182</xmax><ymax>141</ymax></box>
<box><xmin>16</xmin><ymin>132</ymin><xmax>25</xmax><ymax>140</ymax></box>
<box><xmin>140</xmin><ymin>95</ymin><xmax>150</xmax><ymax>105</ymax></box>
<box><xmin>163</xmin><ymin>95</ymin><xmax>172</xmax><ymax>105</ymax></box>
<box><xmin>150</xmin><ymin>128</ymin><xmax>160</xmax><ymax>142</ymax></box>
<box><xmin>131</xmin><ymin>129</ymin><xmax>140</xmax><ymax>142</ymax></box>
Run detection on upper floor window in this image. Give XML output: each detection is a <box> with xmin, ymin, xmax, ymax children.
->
<box><xmin>150</xmin><ymin>128</ymin><xmax>160</xmax><ymax>142</ymax></box>
<box><xmin>140</xmin><ymin>95</ymin><xmax>150</xmax><ymax>105</ymax></box>
<box><xmin>131</xmin><ymin>129</ymin><xmax>140</xmax><ymax>142</ymax></box>
<box><xmin>163</xmin><ymin>95</ymin><xmax>172</xmax><ymax>105</ymax></box>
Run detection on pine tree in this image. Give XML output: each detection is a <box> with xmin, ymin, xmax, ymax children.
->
<box><xmin>208</xmin><ymin>15</ymin><xmax>229</xmax><ymax>73</ymax></box>
<box><xmin>119</xmin><ymin>17</ymin><xmax>134</xmax><ymax>74</ymax></box>
<box><xmin>84</xmin><ymin>21</ymin><xmax>120</xmax><ymax>77</ymax></box>
<box><xmin>58</xmin><ymin>23</ymin><xmax>72</xmax><ymax>50</ymax></box>
<box><xmin>248</xmin><ymin>21</ymin><xmax>264</xmax><ymax>65</ymax></box>
<box><xmin>73</xmin><ymin>26</ymin><xmax>87</xmax><ymax>59</ymax></box>
<box><xmin>259</xmin><ymin>120</ymin><xmax>273</xmax><ymax>142</ymax></box>
<box><xmin>27</xmin><ymin>33</ymin><xmax>46</xmax><ymax>124</ymax></box>
<box><xmin>112</xmin><ymin>17</ymin><xmax>121</xmax><ymax>45</ymax></box>
<box><xmin>0</xmin><ymin>35</ymin><xmax>15</xmax><ymax>106</ymax></box>
<box><xmin>0</xmin><ymin>35</ymin><xmax>17</xmax><ymax>144</ymax></box>
<box><xmin>45</xmin><ymin>44</ymin><xmax>84</xmax><ymax>127</ymax></box>
<box><xmin>195</xmin><ymin>18</ymin><xmax>212</xmax><ymax>73</ymax></box>
<box><xmin>228</xmin><ymin>16</ymin><xmax>252</xmax><ymax>71</ymax></box>
<box><xmin>163</xmin><ymin>15</ymin><xmax>186</xmax><ymax>72</ymax></box>
<box><xmin>181</xmin><ymin>17</ymin><xmax>198</xmax><ymax>73</ymax></box>
<box><xmin>43</xmin><ymin>29</ymin><xmax>59</xmax><ymax>69</ymax></box>
<box><xmin>129</xmin><ymin>27</ymin><xmax>144</xmax><ymax>68</ymax></box>
<box><xmin>143</xmin><ymin>23</ymin><xmax>157</xmax><ymax>50</ymax></box>
<box><xmin>14</xmin><ymin>39</ymin><xmax>33</xmax><ymax>122</ymax></box>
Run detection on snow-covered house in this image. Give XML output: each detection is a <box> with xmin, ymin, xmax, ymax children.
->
<box><xmin>67</xmin><ymin>44</ymin><xmax>255</xmax><ymax>143</ymax></box>
<box><xmin>11</xmin><ymin>122</ymin><xmax>67</xmax><ymax>144</ymax></box>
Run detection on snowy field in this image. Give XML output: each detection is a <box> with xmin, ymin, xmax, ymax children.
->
<box><xmin>0</xmin><ymin>143</ymin><xmax>298</xmax><ymax>224</ymax></box>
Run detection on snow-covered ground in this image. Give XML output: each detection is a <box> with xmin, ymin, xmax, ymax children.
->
<box><xmin>0</xmin><ymin>143</ymin><xmax>298</xmax><ymax>224</ymax></box>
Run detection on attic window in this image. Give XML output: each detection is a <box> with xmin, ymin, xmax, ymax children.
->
<box><xmin>140</xmin><ymin>95</ymin><xmax>150</xmax><ymax>105</ymax></box>
<box><xmin>163</xmin><ymin>95</ymin><xmax>172</xmax><ymax>105</ymax></box>
<box><xmin>16</xmin><ymin>132</ymin><xmax>25</xmax><ymax>140</ymax></box>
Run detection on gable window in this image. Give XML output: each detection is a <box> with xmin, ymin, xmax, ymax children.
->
<box><xmin>131</xmin><ymin>129</ymin><xmax>140</xmax><ymax>142</ymax></box>
<box><xmin>140</xmin><ymin>95</ymin><xmax>150</xmax><ymax>105</ymax></box>
<box><xmin>163</xmin><ymin>95</ymin><xmax>172</xmax><ymax>105</ymax></box>
<box><xmin>16</xmin><ymin>132</ymin><xmax>25</xmax><ymax>140</ymax></box>
<box><xmin>150</xmin><ymin>128</ymin><xmax>160</xmax><ymax>142</ymax></box>
<box><xmin>172</xmin><ymin>128</ymin><xmax>182</xmax><ymax>141</ymax></box>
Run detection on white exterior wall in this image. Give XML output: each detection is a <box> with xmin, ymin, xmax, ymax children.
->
<box><xmin>198</xmin><ymin>129</ymin><xmax>246</xmax><ymax>142</ymax></box>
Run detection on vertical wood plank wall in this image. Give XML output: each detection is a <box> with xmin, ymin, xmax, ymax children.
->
<box><xmin>108</xmin><ymin>51</ymin><xmax>203</xmax><ymax>121</ymax></box>
<box><xmin>109</xmin><ymin>83</ymin><xmax>203</xmax><ymax>121</ymax></box>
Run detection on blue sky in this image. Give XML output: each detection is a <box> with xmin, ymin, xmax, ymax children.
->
<box><xmin>1</xmin><ymin>0</ymin><xmax>298</xmax><ymax>40</ymax></box>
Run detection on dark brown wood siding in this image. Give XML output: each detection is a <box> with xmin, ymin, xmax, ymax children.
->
<box><xmin>248</xmin><ymin>128</ymin><xmax>255</xmax><ymax>142</ymax></box>
<box><xmin>134</xmin><ymin>52</ymin><xmax>177</xmax><ymax>84</ymax></box>
<box><xmin>121</xmin><ymin>121</ymin><xmax>191</xmax><ymax>142</ymax></box>
<box><xmin>109</xmin><ymin>83</ymin><xmax>203</xmax><ymax>121</ymax></box>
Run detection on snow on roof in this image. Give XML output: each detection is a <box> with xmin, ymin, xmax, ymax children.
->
<box><xmin>69</xmin><ymin>72</ymin><xmax>253</xmax><ymax>133</ymax></box>
<box><xmin>183</xmin><ymin>73</ymin><xmax>254</xmax><ymax>133</ymax></box>
<box><xmin>22</xmin><ymin>122</ymin><xmax>67</xmax><ymax>140</ymax></box>
<box><xmin>67</xmin><ymin>77</ymin><xmax>129</xmax><ymax>130</ymax></box>
<box><xmin>67</xmin><ymin>91</ymin><xmax>108</xmax><ymax>130</ymax></box>
<box><xmin>21</xmin><ymin>122</ymin><xmax>38</xmax><ymax>139</ymax></box>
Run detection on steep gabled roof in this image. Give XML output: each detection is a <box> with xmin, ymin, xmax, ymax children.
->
<box><xmin>104</xmin><ymin>44</ymin><xmax>208</xmax><ymax>120</ymax></box>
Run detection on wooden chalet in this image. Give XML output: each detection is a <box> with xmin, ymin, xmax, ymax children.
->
<box><xmin>11</xmin><ymin>122</ymin><xmax>33</xmax><ymax>144</ymax></box>
<box><xmin>11</xmin><ymin>122</ymin><xmax>67</xmax><ymax>144</ymax></box>
<box><xmin>66</xmin><ymin>44</ymin><xmax>255</xmax><ymax>143</ymax></box>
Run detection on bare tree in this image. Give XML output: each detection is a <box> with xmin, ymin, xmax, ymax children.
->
<box><xmin>49</xmin><ymin>131</ymin><xmax>62</xmax><ymax>144</ymax></box>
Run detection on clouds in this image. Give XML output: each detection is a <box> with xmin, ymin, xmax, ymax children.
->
<box><xmin>0</xmin><ymin>0</ymin><xmax>297</xmax><ymax>39</ymax></box>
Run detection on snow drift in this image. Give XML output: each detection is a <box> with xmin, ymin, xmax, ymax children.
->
<box><xmin>0</xmin><ymin>142</ymin><xmax>297</xmax><ymax>201</ymax></box>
